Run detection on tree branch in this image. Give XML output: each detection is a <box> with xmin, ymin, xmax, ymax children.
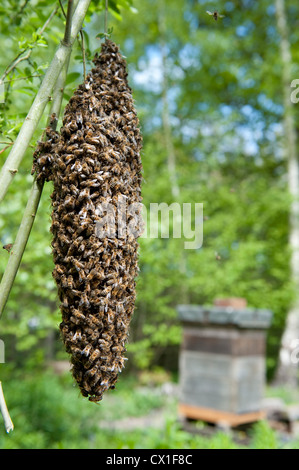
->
<box><xmin>62</xmin><ymin>0</ymin><xmax>75</xmax><ymax>47</ymax></box>
<box><xmin>0</xmin><ymin>31</ymin><xmax>72</xmax><ymax>321</ymax></box>
<box><xmin>0</xmin><ymin>0</ymin><xmax>91</xmax><ymax>204</ymax></box>
<box><xmin>0</xmin><ymin>382</ymin><xmax>13</xmax><ymax>433</ymax></box>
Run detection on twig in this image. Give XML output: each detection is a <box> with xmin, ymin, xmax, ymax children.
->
<box><xmin>0</xmin><ymin>0</ymin><xmax>92</xmax><ymax>204</ymax></box>
<box><xmin>104</xmin><ymin>0</ymin><xmax>108</xmax><ymax>35</ymax></box>
<box><xmin>0</xmin><ymin>146</ymin><xmax>12</xmax><ymax>156</ymax></box>
<box><xmin>58</xmin><ymin>0</ymin><xmax>67</xmax><ymax>19</ymax></box>
<box><xmin>79</xmin><ymin>30</ymin><xmax>87</xmax><ymax>81</ymax></box>
<box><xmin>60</xmin><ymin>0</ymin><xmax>86</xmax><ymax>81</ymax></box>
<box><xmin>0</xmin><ymin>4</ymin><xmax>74</xmax><ymax>321</ymax></box>
<box><xmin>3</xmin><ymin>74</ymin><xmax>43</xmax><ymax>84</ymax></box>
<box><xmin>62</xmin><ymin>0</ymin><xmax>74</xmax><ymax>46</ymax></box>
<box><xmin>39</xmin><ymin>6</ymin><xmax>59</xmax><ymax>35</ymax></box>
<box><xmin>1</xmin><ymin>50</ymin><xmax>32</xmax><ymax>84</ymax></box>
<box><xmin>0</xmin><ymin>59</ymin><xmax>71</xmax><ymax>319</ymax></box>
<box><xmin>0</xmin><ymin>382</ymin><xmax>14</xmax><ymax>433</ymax></box>
<box><xmin>0</xmin><ymin>177</ymin><xmax>45</xmax><ymax>319</ymax></box>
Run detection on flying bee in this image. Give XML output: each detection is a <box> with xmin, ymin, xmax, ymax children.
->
<box><xmin>206</xmin><ymin>10</ymin><xmax>225</xmax><ymax>20</ymax></box>
<box><xmin>3</xmin><ymin>243</ymin><xmax>13</xmax><ymax>253</ymax></box>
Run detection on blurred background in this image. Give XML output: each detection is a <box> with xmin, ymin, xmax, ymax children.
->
<box><xmin>0</xmin><ymin>0</ymin><xmax>299</xmax><ymax>448</ymax></box>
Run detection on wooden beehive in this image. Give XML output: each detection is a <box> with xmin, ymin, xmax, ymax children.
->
<box><xmin>177</xmin><ymin>302</ymin><xmax>272</xmax><ymax>427</ymax></box>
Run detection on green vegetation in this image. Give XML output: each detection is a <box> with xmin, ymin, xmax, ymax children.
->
<box><xmin>1</xmin><ymin>0</ymin><xmax>299</xmax><ymax>448</ymax></box>
<box><xmin>0</xmin><ymin>369</ymin><xmax>298</xmax><ymax>449</ymax></box>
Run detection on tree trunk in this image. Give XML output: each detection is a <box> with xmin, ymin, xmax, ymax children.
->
<box><xmin>274</xmin><ymin>0</ymin><xmax>299</xmax><ymax>386</ymax></box>
<box><xmin>158</xmin><ymin>2</ymin><xmax>180</xmax><ymax>199</ymax></box>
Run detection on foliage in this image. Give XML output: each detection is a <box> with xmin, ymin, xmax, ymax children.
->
<box><xmin>0</xmin><ymin>0</ymin><xmax>298</xmax><ymax>424</ymax></box>
<box><xmin>1</xmin><ymin>369</ymin><xmax>298</xmax><ymax>449</ymax></box>
<box><xmin>108</xmin><ymin>0</ymin><xmax>297</xmax><ymax>377</ymax></box>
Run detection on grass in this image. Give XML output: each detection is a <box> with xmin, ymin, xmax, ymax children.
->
<box><xmin>0</xmin><ymin>365</ymin><xmax>299</xmax><ymax>449</ymax></box>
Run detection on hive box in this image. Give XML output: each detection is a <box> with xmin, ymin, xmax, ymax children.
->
<box><xmin>177</xmin><ymin>304</ymin><xmax>272</xmax><ymax>426</ymax></box>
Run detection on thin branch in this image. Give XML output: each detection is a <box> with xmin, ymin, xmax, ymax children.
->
<box><xmin>62</xmin><ymin>0</ymin><xmax>74</xmax><ymax>46</ymax></box>
<box><xmin>0</xmin><ymin>177</ymin><xmax>45</xmax><ymax>319</ymax></box>
<box><xmin>79</xmin><ymin>30</ymin><xmax>87</xmax><ymax>81</ymax></box>
<box><xmin>0</xmin><ymin>50</ymin><xmax>31</xmax><ymax>83</ymax></box>
<box><xmin>0</xmin><ymin>56</ymin><xmax>72</xmax><ymax>322</ymax></box>
<box><xmin>61</xmin><ymin>0</ymin><xmax>86</xmax><ymax>81</ymax></box>
<box><xmin>104</xmin><ymin>0</ymin><xmax>108</xmax><ymax>35</ymax></box>
<box><xmin>11</xmin><ymin>0</ymin><xmax>30</xmax><ymax>25</ymax></box>
<box><xmin>3</xmin><ymin>74</ymin><xmax>43</xmax><ymax>84</ymax></box>
<box><xmin>58</xmin><ymin>0</ymin><xmax>67</xmax><ymax>19</ymax></box>
<box><xmin>0</xmin><ymin>382</ymin><xmax>14</xmax><ymax>433</ymax></box>
<box><xmin>0</xmin><ymin>146</ymin><xmax>12</xmax><ymax>156</ymax></box>
<box><xmin>0</xmin><ymin>0</ymin><xmax>92</xmax><ymax>204</ymax></box>
<box><xmin>39</xmin><ymin>6</ymin><xmax>59</xmax><ymax>35</ymax></box>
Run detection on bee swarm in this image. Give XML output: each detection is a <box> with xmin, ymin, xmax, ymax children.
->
<box><xmin>33</xmin><ymin>40</ymin><xmax>143</xmax><ymax>402</ymax></box>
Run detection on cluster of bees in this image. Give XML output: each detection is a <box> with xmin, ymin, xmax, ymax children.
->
<box><xmin>32</xmin><ymin>40</ymin><xmax>143</xmax><ymax>402</ymax></box>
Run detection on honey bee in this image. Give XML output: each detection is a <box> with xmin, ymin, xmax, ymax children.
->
<box><xmin>78</xmin><ymin>188</ymin><xmax>90</xmax><ymax>202</ymax></box>
<box><xmin>206</xmin><ymin>10</ymin><xmax>225</xmax><ymax>20</ymax></box>
<box><xmin>63</xmin><ymin>196</ymin><xmax>76</xmax><ymax>210</ymax></box>
<box><xmin>70</xmin><ymin>309</ymin><xmax>86</xmax><ymax>324</ymax></box>
<box><xmin>77</xmin><ymin>111</ymin><xmax>84</xmax><ymax>126</ymax></box>
<box><xmin>74</xmin><ymin>148</ymin><xmax>84</xmax><ymax>157</ymax></box>
<box><xmin>98</xmin><ymin>338</ymin><xmax>109</xmax><ymax>350</ymax></box>
<box><xmin>60</xmin><ymin>296</ymin><xmax>69</xmax><ymax>308</ymax></box>
<box><xmin>86</xmin><ymin>314</ymin><xmax>102</xmax><ymax>329</ymax></box>
<box><xmin>67</xmin><ymin>275</ymin><xmax>74</xmax><ymax>289</ymax></box>
<box><xmin>89</xmin><ymin>395</ymin><xmax>103</xmax><ymax>403</ymax></box>
<box><xmin>79</xmin><ymin>292</ymin><xmax>90</xmax><ymax>308</ymax></box>
<box><xmin>85</xmin><ymin>366</ymin><xmax>97</xmax><ymax>378</ymax></box>
<box><xmin>3</xmin><ymin>243</ymin><xmax>13</xmax><ymax>253</ymax></box>
<box><xmin>56</xmin><ymin>158</ymin><xmax>66</xmax><ymax>171</ymax></box>
<box><xmin>72</xmin><ymin>258</ymin><xmax>85</xmax><ymax>272</ymax></box>
<box><xmin>71</xmin><ymin>161</ymin><xmax>82</xmax><ymax>173</ymax></box>
<box><xmin>88</xmin><ymin>349</ymin><xmax>101</xmax><ymax>364</ymax></box>
<box><xmin>82</xmin><ymin>344</ymin><xmax>92</xmax><ymax>357</ymax></box>
<box><xmin>72</xmin><ymin>330</ymin><xmax>82</xmax><ymax>341</ymax></box>
<box><xmin>54</xmin><ymin>264</ymin><xmax>66</xmax><ymax>276</ymax></box>
<box><xmin>65</xmin><ymin>120</ymin><xmax>78</xmax><ymax>132</ymax></box>
<box><xmin>86</xmin><ymin>268</ymin><xmax>99</xmax><ymax>282</ymax></box>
